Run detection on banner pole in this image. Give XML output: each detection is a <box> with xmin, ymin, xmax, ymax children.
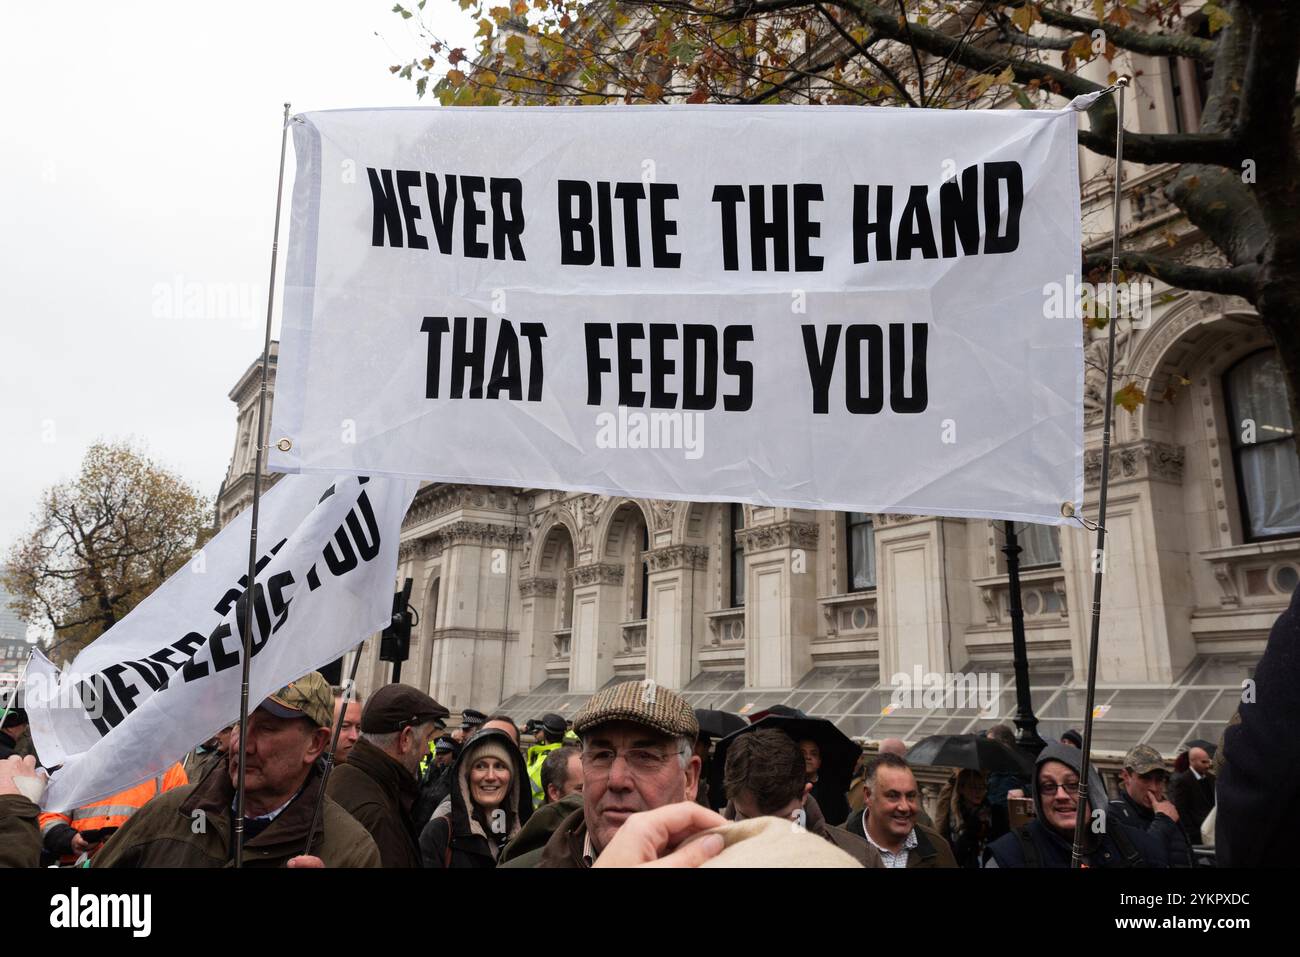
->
<box><xmin>1071</xmin><ymin>77</ymin><xmax>1128</xmax><ymax>868</ymax></box>
<box><xmin>302</xmin><ymin>643</ymin><xmax>364</xmax><ymax>856</ymax></box>
<box><xmin>235</xmin><ymin>102</ymin><xmax>292</xmax><ymax>868</ymax></box>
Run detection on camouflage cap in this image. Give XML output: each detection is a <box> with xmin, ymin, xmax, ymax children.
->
<box><xmin>573</xmin><ymin>680</ymin><xmax>698</xmax><ymax>740</ymax></box>
<box><xmin>1123</xmin><ymin>743</ymin><xmax>1166</xmax><ymax>775</ymax></box>
<box><xmin>259</xmin><ymin>671</ymin><xmax>333</xmax><ymax>729</ymax></box>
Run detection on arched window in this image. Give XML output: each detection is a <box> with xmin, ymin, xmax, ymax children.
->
<box><xmin>1226</xmin><ymin>350</ymin><xmax>1300</xmax><ymax>539</ymax></box>
<box><xmin>845</xmin><ymin>512</ymin><xmax>876</xmax><ymax>590</ymax></box>
<box><xmin>730</xmin><ymin>504</ymin><xmax>745</xmax><ymax>608</ymax></box>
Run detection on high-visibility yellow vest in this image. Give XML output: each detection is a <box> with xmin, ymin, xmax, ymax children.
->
<box><xmin>526</xmin><ymin>741</ymin><xmax>565</xmax><ymax>808</ymax></box>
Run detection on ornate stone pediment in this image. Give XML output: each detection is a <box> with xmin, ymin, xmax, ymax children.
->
<box><xmin>736</xmin><ymin>521</ymin><xmax>819</xmax><ymax>552</ymax></box>
<box><xmin>569</xmin><ymin>562</ymin><xmax>625</xmax><ymax>586</ymax></box>
<box><xmin>1084</xmin><ymin>439</ymin><xmax>1185</xmax><ymax>487</ymax></box>
<box><xmin>518</xmin><ymin>576</ymin><xmax>559</xmax><ymax>598</ymax></box>
<box><xmin>645</xmin><ymin>544</ymin><xmax>709</xmax><ymax>571</ymax></box>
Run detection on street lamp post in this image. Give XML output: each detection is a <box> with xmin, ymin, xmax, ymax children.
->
<box><xmin>1003</xmin><ymin>521</ymin><xmax>1047</xmax><ymax>756</ymax></box>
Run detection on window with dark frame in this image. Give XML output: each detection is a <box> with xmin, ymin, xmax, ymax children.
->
<box><xmin>1225</xmin><ymin>350</ymin><xmax>1300</xmax><ymax>540</ymax></box>
<box><xmin>845</xmin><ymin>512</ymin><xmax>876</xmax><ymax>591</ymax></box>
<box><xmin>639</xmin><ymin>522</ymin><xmax>649</xmax><ymax>620</ymax></box>
<box><xmin>730</xmin><ymin>503</ymin><xmax>745</xmax><ymax>608</ymax></box>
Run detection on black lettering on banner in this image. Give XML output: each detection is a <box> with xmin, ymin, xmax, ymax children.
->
<box><xmin>897</xmin><ymin>185</ymin><xmax>938</xmax><ymax>260</ymax></box>
<box><xmin>616</xmin><ymin>324</ymin><xmax>645</xmax><ymax>407</ymax></box>
<box><xmin>268</xmin><ymin>570</ymin><xmax>295</xmax><ymax>633</ymax></box>
<box><xmin>347</xmin><ymin>490</ymin><xmax>382</xmax><ymax>562</ymax></box>
<box><xmin>649</xmin><ymin>324</ymin><xmax>678</xmax><ymax>408</ymax></box>
<box><xmin>793</xmin><ymin>183</ymin><xmax>824</xmax><ymax>272</ymax></box>
<box><xmin>519</xmin><ymin>323</ymin><xmax>547</xmax><ymax>401</ymax></box>
<box><xmin>307</xmin><ymin>564</ymin><xmax>321</xmax><ymax>591</ymax></box>
<box><xmin>749</xmin><ymin>184</ymin><xmax>789</xmax><ymax>272</ymax></box>
<box><xmin>425</xmin><ymin>173</ymin><xmax>459</xmax><ymax>254</ymax></box>
<box><xmin>983</xmin><ymin>161</ymin><xmax>1023</xmax><ymax>254</ymax></box>
<box><xmin>421</xmin><ymin>316</ymin><xmax>450</xmax><ymax>399</ymax></box>
<box><xmin>78</xmin><ymin>675</ymin><xmax>120</xmax><ymax>736</ymax></box>
<box><xmin>559</xmin><ymin>180</ymin><xmax>595</xmax><ymax>266</ymax></box>
<box><xmin>614</xmin><ymin>182</ymin><xmax>644</xmax><ymax>267</ymax></box>
<box><xmin>324</xmin><ymin>525</ymin><xmax>358</xmax><ymax>576</ymax></box>
<box><xmin>461</xmin><ymin>175</ymin><xmax>489</xmax><ymax>258</ymax></box>
<box><xmin>585</xmin><ymin>323</ymin><xmax>613</xmax><ymax>405</ymax></box>
<box><xmin>682</xmin><ymin>326</ymin><xmax>718</xmax><ymax>411</ymax></box>
<box><xmin>712</xmin><ymin>185</ymin><xmax>744</xmax><ymax>271</ymax></box>
<box><xmin>103</xmin><ymin>663</ymin><xmax>141</xmax><ymax>717</ymax></box>
<box><xmin>367</xmin><ymin>168</ymin><xmax>403</xmax><ymax>247</ymax></box>
<box><xmin>175</xmin><ymin>632</ymin><xmax>210</xmax><ymax>682</ymax></box>
<box><xmin>486</xmin><ymin>320</ymin><xmax>523</xmax><ymax>401</ymax></box>
<box><xmin>597</xmin><ymin>181</ymin><xmax>615</xmax><ymax>267</ymax></box>
<box><xmin>846</xmin><ymin>325</ymin><xmax>885</xmax><ymax>414</ymax></box>
<box><xmin>722</xmin><ymin>326</ymin><xmax>754</xmax><ymax>411</ymax></box>
<box><xmin>852</xmin><ymin>185</ymin><xmax>892</xmax><ymax>263</ymax></box>
<box><xmin>451</xmin><ymin>316</ymin><xmax>486</xmax><ymax>399</ymax></box>
<box><xmin>649</xmin><ymin>183</ymin><xmax>680</xmax><ymax>269</ymax></box>
<box><xmin>123</xmin><ymin>657</ymin><xmax>167</xmax><ymax>693</ymax></box>
<box><xmin>208</xmin><ymin>621</ymin><xmax>240</xmax><ymax>674</ymax></box>
<box><xmin>396</xmin><ymin>169</ymin><xmax>429</xmax><ymax>250</ymax></box>
<box><xmin>939</xmin><ymin>165</ymin><xmax>981</xmax><ymax>258</ymax></box>
<box><xmin>890</xmin><ymin>323</ymin><xmax>929</xmax><ymax>413</ymax></box>
<box><xmin>489</xmin><ymin>178</ymin><xmax>526</xmax><ymax>261</ymax></box>
<box><xmin>146</xmin><ymin>645</ymin><xmax>184</xmax><ymax>674</ymax></box>
<box><xmin>802</xmin><ymin>325</ymin><xmax>841</xmax><ymax>415</ymax></box>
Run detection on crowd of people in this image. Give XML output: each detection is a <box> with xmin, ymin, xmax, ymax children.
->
<box><xmin>0</xmin><ymin>675</ymin><xmax>1226</xmax><ymax>869</ymax></box>
<box><xmin>4</xmin><ymin>579</ymin><xmax>1296</xmax><ymax>869</ymax></box>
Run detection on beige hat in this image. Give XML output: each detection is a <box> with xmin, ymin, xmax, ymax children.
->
<box><xmin>1123</xmin><ymin>744</ymin><xmax>1166</xmax><ymax>775</ymax></box>
<box><xmin>573</xmin><ymin>680</ymin><xmax>698</xmax><ymax>740</ymax></box>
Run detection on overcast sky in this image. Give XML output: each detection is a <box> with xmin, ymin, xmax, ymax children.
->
<box><xmin>0</xmin><ymin>1</ymin><xmax>475</xmax><ymax>550</ymax></box>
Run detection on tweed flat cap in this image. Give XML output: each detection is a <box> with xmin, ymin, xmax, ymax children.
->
<box><xmin>573</xmin><ymin>680</ymin><xmax>698</xmax><ymax>740</ymax></box>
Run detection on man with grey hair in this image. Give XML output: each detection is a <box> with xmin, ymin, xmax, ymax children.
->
<box><xmin>327</xmin><ymin>683</ymin><xmax>449</xmax><ymax>867</ymax></box>
<box><xmin>528</xmin><ymin>680</ymin><xmax>700</xmax><ymax>868</ymax></box>
<box><xmin>331</xmin><ymin>687</ymin><xmax>364</xmax><ymax>765</ymax></box>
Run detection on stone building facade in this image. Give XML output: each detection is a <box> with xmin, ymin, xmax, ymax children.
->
<box><xmin>216</xmin><ymin>39</ymin><xmax>1289</xmax><ymax>755</ymax></box>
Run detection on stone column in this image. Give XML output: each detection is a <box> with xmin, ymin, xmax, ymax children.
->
<box><xmin>643</xmin><ymin>544</ymin><xmax>710</xmax><ymax>690</ymax></box>
<box><xmin>736</xmin><ymin>519</ymin><xmax>820</xmax><ymax>689</ymax></box>
<box><xmin>1074</xmin><ymin>440</ymin><xmax>1191</xmax><ymax>683</ymax></box>
<box><xmin>516</xmin><ymin>576</ymin><xmax>559</xmax><ymax>695</ymax></box>
<box><xmin>568</xmin><ymin>563</ymin><xmax>625</xmax><ymax>693</ymax></box>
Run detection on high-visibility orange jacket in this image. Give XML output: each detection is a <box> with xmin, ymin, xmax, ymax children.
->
<box><xmin>39</xmin><ymin>763</ymin><xmax>189</xmax><ymax>863</ymax></box>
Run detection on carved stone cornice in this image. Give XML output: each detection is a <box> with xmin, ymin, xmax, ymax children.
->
<box><xmin>518</xmin><ymin>576</ymin><xmax>559</xmax><ymax>598</ymax></box>
<box><xmin>735</xmin><ymin>521</ymin><xmax>819</xmax><ymax>553</ymax></box>
<box><xmin>569</xmin><ymin>563</ymin><xmax>625</xmax><ymax>587</ymax></box>
<box><xmin>398</xmin><ymin>536</ymin><xmax>442</xmax><ymax>563</ymax></box>
<box><xmin>1084</xmin><ymin>439</ymin><xmax>1185</xmax><ymax>487</ymax></box>
<box><xmin>874</xmin><ymin>512</ymin><xmax>925</xmax><ymax>528</ymax></box>
<box><xmin>402</xmin><ymin>484</ymin><xmax>518</xmax><ymax>529</ymax></box>
<box><xmin>434</xmin><ymin>520</ymin><xmax>526</xmax><ymax>548</ymax></box>
<box><xmin>645</xmin><ymin>544</ymin><xmax>709</xmax><ymax>572</ymax></box>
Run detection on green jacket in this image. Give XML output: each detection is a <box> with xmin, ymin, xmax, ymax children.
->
<box><xmin>94</xmin><ymin>760</ymin><xmax>380</xmax><ymax>868</ymax></box>
<box><xmin>0</xmin><ymin>794</ymin><xmax>42</xmax><ymax>868</ymax></box>
<box><xmin>327</xmin><ymin>738</ymin><xmax>422</xmax><ymax>868</ymax></box>
<box><xmin>500</xmin><ymin>792</ymin><xmax>584</xmax><ymax>866</ymax></box>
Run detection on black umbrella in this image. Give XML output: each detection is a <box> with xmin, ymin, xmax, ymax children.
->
<box><xmin>709</xmin><ymin>714</ymin><xmax>861</xmax><ymax>809</ymax></box>
<box><xmin>694</xmin><ymin>709</ymin><xmax>748</xmax><ymax>741</ymax></box>
<box><xmin>905</xmin><ymin>733</ymin><xmax>1034</xmax><ymax>775</ymax></box>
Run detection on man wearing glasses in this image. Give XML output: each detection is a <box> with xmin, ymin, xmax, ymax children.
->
<box><xmin>1107</xmin><ymin>744</ymin><xmax>1193</xmax><ymax>867</ymax></box>
<box><xmin>533</xmin><ymin>680</ymin><xmax>700</xmax><ymax>867</ymax></box>
<box><xmin>983</xmin><ymin>742</ymin><xmax>1167</xmax><ymax>868</ymax></box>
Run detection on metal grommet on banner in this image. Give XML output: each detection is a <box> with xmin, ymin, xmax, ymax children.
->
<box><xmin>1060</xmin><ymin>502</ymin><xmax>1076</xmax><ymax>518</ymax></box>
<box><xmin>276</xmin><ymin>438</ymin><xmax>293</xmax><ymax>452</ymax></box>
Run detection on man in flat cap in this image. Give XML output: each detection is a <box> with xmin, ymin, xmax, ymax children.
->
<box><xmin>95</xmin><ymin>672</ymin><xmax>380</xmax><ymax>867</ymax></box>
<box><xmin>1108</xmin><ymin>743</ymin><xmax>1192</xmax><ymax>867</ymax></box>
<box><xmin>525</xmin><ymin>680</ymin><xmax>700</xmax><ymax>868</ymax></box>
<box><xmin>328</xmin><ymin>683</ymin><xmax>449</xmax><ymax>867</ymax></box>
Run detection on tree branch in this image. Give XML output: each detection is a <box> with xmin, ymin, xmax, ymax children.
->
<box><xmin>1082</xmin><ymin>250</ymin><xmax>1258</xmax><ymax>298</ymax></box>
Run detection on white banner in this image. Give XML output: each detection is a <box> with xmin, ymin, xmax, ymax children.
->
<box><xmin>27</xmin><ymin>473</ymin><xmax>417</xmax><ymax>812</ymax></box>
<box><xmin>269</xmin><ymin>106</ymin><xmax>1083</xmax><ymax>524</ymax></box>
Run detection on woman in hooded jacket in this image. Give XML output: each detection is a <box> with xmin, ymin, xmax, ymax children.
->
<box><xmin>420</xmin><ymin>728</ymin><xmax>532</xmax><ymax>868</ymax></box>
<box><xmin>933</xmin><ymin>768</ymin><xmax>992</xmax><ymax>868</ymax></box>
